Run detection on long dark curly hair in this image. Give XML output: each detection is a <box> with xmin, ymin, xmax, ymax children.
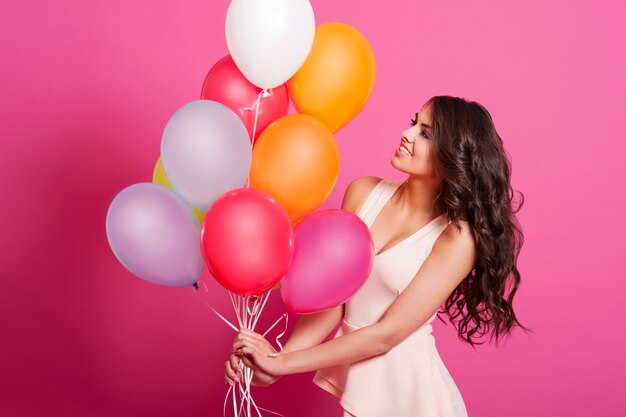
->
<box><xmin>419</xmin><ymin>95</ymin><xmax>531</xmax><ymax>347</ymax></box>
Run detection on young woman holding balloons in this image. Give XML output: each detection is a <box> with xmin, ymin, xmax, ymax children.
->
<box><xmin>224</xmin><ymin>96</ymin><xmax>529</xmax><ymax>417</ymax></box>
<box><xmin>106</xmin><ymin>2</ymin><xmax>532</xmax><ymax>415</ymax></box>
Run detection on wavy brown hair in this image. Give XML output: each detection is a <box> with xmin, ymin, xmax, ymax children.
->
<box><xmin>417</xmin><ymin>95</ymin><xmax>531</xmax><ymax>347</ymax></box>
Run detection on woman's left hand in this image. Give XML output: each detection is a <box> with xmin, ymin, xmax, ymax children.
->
<box><xmin>232</xmin><ymin>328</ymin><xmax>287</xmax><ymax>376</ymax></box>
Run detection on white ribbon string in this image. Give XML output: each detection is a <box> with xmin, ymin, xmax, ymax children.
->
<box><xmin>252</xmin><ymin>291</ymin><xmax>272</xmax><ymax>330</ymax></box>
<box><xmin>246</xmin><ymin>88</ymin><xmax>269</xmax><ymax>188</ymax></box>
<box><xmin>262</xmin><ymin>311</ymin><xmax>284</xmax><ymax>338</ymax></box>
<box><xmin>263</xmin><ymin>313</ymin><xmax>289</xmax><ymax>353</ymax></box>
<box><xmin>220</xmin><ymin>289</ymin><xmax>286</xmax><ymax>416</ymax></box>
<box><xmin>192</xmin><ymin>287</ymin><xmax>238</xmax><ymax>332</ymax></box>
<box><xmin>229</xmin><ymin>291</ymin><xmax>243</xmax><ymax>327</ymax></box>
<box><xmin>193</xmin><ymin>285</ymin><xmax>286</xmax><ymax>415</ymax></box>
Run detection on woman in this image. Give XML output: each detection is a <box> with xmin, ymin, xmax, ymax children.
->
<box><xmin>224</xmin><ymin>95</ymin><xmax>528</xmax><ymax>417</ymax></box>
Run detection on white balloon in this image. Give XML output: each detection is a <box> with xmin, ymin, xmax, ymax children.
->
<box><xmin>225</xmin><ymin>0</ymin><xmax>315</xmax><ymax>89</ymax></box>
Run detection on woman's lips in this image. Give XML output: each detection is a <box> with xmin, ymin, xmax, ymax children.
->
<box><xmin>395</xmin><ymin>146</ymin><xmax>411</xmax><ymax>157</ymax></box>
<box><xmin>395</xmin><ymin>143</ymin><xmax>413</xmax><ymax>157</ymax></box>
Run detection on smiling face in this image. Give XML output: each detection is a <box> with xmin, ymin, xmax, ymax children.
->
<box><xmin>391</xmin><ymin>104</ymin><xmax>441</xmax><ymax>181</ymax></box>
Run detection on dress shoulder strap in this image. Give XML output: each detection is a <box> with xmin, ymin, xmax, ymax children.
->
<box><xmin>357</xmin><ymin>179</ymin><xmax>401</xmax><ymax>227</ymax></box>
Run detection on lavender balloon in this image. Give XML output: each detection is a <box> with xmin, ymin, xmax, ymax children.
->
<box><xmin>161</xmin><ymin>100</ymin><xmax>251</xmax><ymax>213</ymax></box>
<box><xmin>280</xmin><ymin>209</ymin><xmax>374</xmax><ymax>314</ymax></box>
<box><xmin>106</xmin><ymin>183</ymin><xmax>203</xmax><ymax>287</ymax></box>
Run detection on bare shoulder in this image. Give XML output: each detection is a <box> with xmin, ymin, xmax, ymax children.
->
<box><xmin>434</xmin><ymin>219</ymin><xmax>478</xmax><ymax>264</ymax></box>
<box><xmin>341</xmin><ymin>176</ymin><xmax>383</xmax><ymax>213</ymax></box>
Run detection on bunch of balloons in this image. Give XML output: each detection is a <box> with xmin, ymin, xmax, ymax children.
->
<box><xmin>106</xmin><ymin>0</ymin><xmax>377</xmax><ymax>414</ymax></box>
<box><xmin>106</xmin><ymin>3</ymin><xmax>376</xmax><ymax>410</ymax></box>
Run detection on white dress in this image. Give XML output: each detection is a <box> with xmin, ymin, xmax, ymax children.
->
<box><xmin>312</xmin><ymin>179</ymin><xmax>468</xmax><ymax>417</ymax></box>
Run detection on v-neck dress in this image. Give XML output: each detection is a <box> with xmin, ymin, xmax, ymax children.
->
<box><xmin>312</xmin><ymin>179</ymin><xmax>468</xmax><ymax>417</ymax></box>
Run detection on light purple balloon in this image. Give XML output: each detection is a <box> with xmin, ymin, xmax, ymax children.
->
<box><xmin>161</xmin><ymin>99</ymin><xmax>251</xmax><ymax>213</ymax></box>
<box><xmin>106</xmin><ymin>183</ymin><xmax>203</xmax><ymax>287</ymax></box>
<box><xmin>280</xmin><ymin>209</ymin><xmax>374</xmax><ymax>314</ymax></box>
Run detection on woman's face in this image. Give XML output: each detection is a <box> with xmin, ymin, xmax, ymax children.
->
<box><xmin>391</xmin><ymin>104</ymin><xmax>440</xmax><ymax>180</ymax></box>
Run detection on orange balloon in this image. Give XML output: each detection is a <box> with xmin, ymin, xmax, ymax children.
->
<box><xmin>250</xmin><ymin>114</ymin><xmax>340</xmax><ymax>222</ymax></box>
<box><xmin>287</xmin><ymin>22</ymin><xmax>376</xmax><ymax>133</ymax></box>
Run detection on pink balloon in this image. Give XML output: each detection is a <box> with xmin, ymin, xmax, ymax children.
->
<box><xmin>280</xmin><ymin>209</ymin><xmax>374</xmax><ymax>314</ymax></box>
<box><xmin>201</xmin><ymin>187</ymin><xmax>294</xmax><ymax>296</ymax></box>
<box><xmin>200</xmin><ymin>55</ymin><xmax>289</xmax><ymax>141</ymax></box>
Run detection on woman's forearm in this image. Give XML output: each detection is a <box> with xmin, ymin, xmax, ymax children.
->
<box><xmin>280</xmin><ymin>322</ymin><xmax>388</xmax><ymax>375</ymax></box>
<box><xmin>281</xmin><ymin>304</ymin><xmax>344</xmax><ymax>353</ymax></box>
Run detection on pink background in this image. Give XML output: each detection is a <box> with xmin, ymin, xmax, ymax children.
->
<box><xmin>1</xmin><ymin>1</ymin><xmax>624</xmax><ymax>416</ymax></box>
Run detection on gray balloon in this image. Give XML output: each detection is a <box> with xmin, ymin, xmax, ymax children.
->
<box><xmin>105</xmin><ymin>183</ymin><xmax>203</xmax><ymax>287</ymax></box>
<box><xmin>161</xmin><ymin>100</ymin><xmax>251</xmax><ymax>212</ymax></box>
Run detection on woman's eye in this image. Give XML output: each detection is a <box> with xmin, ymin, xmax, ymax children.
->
<box><xmin>420</xmin><ymin>130</ymin><xmax>429</xmax><ymax>139</ymax></box>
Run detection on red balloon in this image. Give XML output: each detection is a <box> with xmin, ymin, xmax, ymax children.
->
<box><xmin>201</xmin><ymin>188</ymin><xmax>294</xmax><ymax>296</ymax></box>
<box><xmin>201</xmin><ymin>55</ymin><xmax>289</xmax><ymax>142</ymax></box>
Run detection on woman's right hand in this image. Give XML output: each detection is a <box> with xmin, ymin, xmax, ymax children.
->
<box><xmin>224</xmin><ymin>352</ymin><xmax>282</xmax><ymax>387</ymax></box>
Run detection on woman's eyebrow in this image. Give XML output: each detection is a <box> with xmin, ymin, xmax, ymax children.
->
<box><xmin>415</xmin><ymin>112</ymin><xmax>431</xmax><ymax>129</ymax></box>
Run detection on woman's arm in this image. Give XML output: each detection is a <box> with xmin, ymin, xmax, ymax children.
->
<box><xmin>281</xmin><ymin>304</ymin><xmax>344</xmax><ymax>353</ymax></box>
<box><xmin>226</xmin><ymin>298</ymin><xmax>345</xmax><ymax>386</ymax></box>
<box><xmin>234</xmin><ymin>220</ymin><xmax>477</xmax><ymax>376</ymax></box>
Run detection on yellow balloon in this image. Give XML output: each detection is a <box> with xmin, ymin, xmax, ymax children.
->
<box><xmin>287</xmin><ymin>22</ymin><xmax>376</xmax><ymax>133</ymax></box>
<box><xmin>152</xmin><ymin>157</ymin><xmax>206</xmax><ymax>223</ymax></box>
<box><xmin>250</xmin><ymin>114</ymin><xmax>340</xmax><ymax>223</ymax></box>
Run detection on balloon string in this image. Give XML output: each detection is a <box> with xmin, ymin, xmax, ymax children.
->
<box><xmin>224</xmin><ymin>384</ymin><xmax>234</xmax><ymax>417</ymax></box>
<box><xmin>246</xmin><ymin>366</ymin><xmax>253</xmax><ymax>416</ymax></box>
<box><xmin>275</xmin><ymin>317</ymin><xmax>288</xmax><ymax>352</ymax></box>
<box><xmin>247</xmin><ymin>88</ymin><xmax>269</xmax><ymax>188</ymax></box>
<box><xmin>276</xmin><ymin>314</ymin><xmax>289</xmax><ymax>352</ymax></box>
<box><xmin>241</xmin><ymin>296</ymin><xmax>248</xmax><ymax>328</ymax></box>
<box><xmin>255</xmin><ymin>404</ymin><xmax>285</xmax><ymax>416</ymax></box>
<box><xmin>220</xmin><ymin>288</ymin><xmax>286</xmax><ymax>416</ymax></box>
<box><xmin>247</xmin><ymin>296</ymin><xmax>261</xmax><ymax>326</ymax></box>
<box><xmin>243</xmin><ymin>367</ymin><xmax>285</xmax><ymax>417</ymax></box>
<box><xmin>223</xmin><ymin>362</ymin><xmax>285</xmax><ymax>417</ymax></box>
<box><xmin>229</xmin><ymin>291</ymin><xmax>244</xmax><ymax>328</ymax></box>
<box><xmin>264</xmin><ymin>313</ymin><xmax>289</xmax><ymax>353</ymax></box>
<box><xmin>251</xmin><ymin>290</ymin><xmax>272</xmax><ymax>330</ymax></box>
<box><xmin>250</xmin><ymin>90</ymin><xmax>263</xmax><ymax>146</ymax></box>
<box><xmin>239</xmin><ymin>379</ymin><xmax>246</xmax><ymax>416</ymax></box>
<box><xmin>261</xmin><ymin>312</ymin><xmax>283</xmax><ymax>337</ymax></box>
<box><xmin>192</xmin><ymin>287</ymin><xmax>238</xmax><ymax>332</ymax></box>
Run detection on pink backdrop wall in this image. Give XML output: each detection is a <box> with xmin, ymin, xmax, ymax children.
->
<box><xmin>1</xmin><ymin>1</ymin><xmax>624</xmax><ymax>416</ymax></box>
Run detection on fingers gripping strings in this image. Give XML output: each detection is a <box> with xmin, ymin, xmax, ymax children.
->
<box><xmin>192</xmin><ymin>282</ymin><xmax>288</xmax><ymax>416</ymax></box>
<box><xmin>225</xmin><ymin>291</ymin><xmax>288</xmax><ymax>417</ymax></box>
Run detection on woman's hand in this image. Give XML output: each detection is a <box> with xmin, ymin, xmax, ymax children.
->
<box><xmin>231</xmin><ymin>328</ymin><xmax>288</xmax><ymax>377</ymax></box>
<box><xmin>224</xmin><ymin>352</ymin><xmax>281</xmax><ymax>387</ymax></box>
